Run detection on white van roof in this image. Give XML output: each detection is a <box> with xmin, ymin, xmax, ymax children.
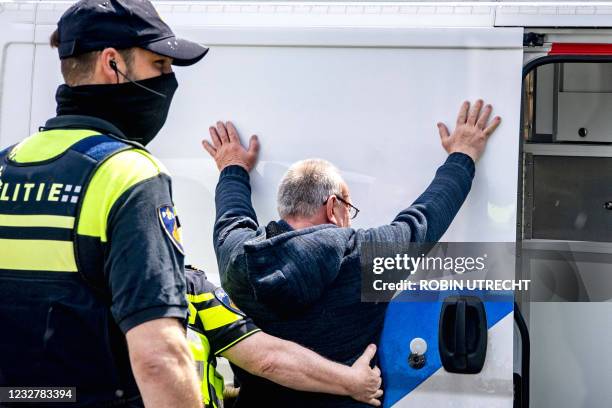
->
<box><xmin>6</xmin><ymin>1</ymin><xmax>612</xmax><ymax>29</ymax></box>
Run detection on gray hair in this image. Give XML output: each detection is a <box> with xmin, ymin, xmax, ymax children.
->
<box><xmin>277</xmin><ymin>159</ymin><xmax>344</xmax><ymax>219</ymax></box>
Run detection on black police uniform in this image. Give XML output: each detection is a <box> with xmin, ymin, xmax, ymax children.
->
<box><xmin>0</xmin><ymin>116</ymin><xmax>186</xmax><ymax>406</ymax></box>
<box><xmin>0</xmin><ymin>0</ymin><xmax>208</xmax><ymax>406</ymax></box>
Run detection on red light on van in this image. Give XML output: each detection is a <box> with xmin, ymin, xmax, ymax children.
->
<box><xmin>549</xmin><ymin>43</ymin><xmax>612</xmax><ymax>55</ymax></box>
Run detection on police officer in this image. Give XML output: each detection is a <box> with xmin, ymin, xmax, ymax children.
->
<box><xmin>0</xmin><ymin>1</ymin><xmax>382</xmax><ymax>407</ymax></box>
<box><xmin>0</xmin><ymin>0</ymin><xmax>208</xmax><ymax>406</ymax></box>
<box><xmin>184</xmin><ymin>266</ymin><xmax>383</xmax><ymax>408</ymax></box>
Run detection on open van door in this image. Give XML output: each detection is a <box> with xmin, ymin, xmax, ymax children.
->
<box><xmin>510</xmin><ymin>27</ymin><xmax>612</xmax><ymax>408</ymax></box>
<box><xmin>1</xmin><ymin>2</ymin><xmax>524</xmax><ymax>407</ymax></box>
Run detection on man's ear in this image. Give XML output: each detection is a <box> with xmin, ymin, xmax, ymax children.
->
<box><xmin>325</xmin><ymin>196</ymin><xmax>340</xmax><ymax>226</ymax></box>
<box><xmin>98</xmin><ymin>48</ymin><xmax>124</xmax><ymax>84</ymax></box>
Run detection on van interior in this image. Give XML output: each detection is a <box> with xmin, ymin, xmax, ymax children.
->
<box><xmin>520</xmin><ymin>60</ymin><xmax>612</xmax><ymax>407</ymax></box>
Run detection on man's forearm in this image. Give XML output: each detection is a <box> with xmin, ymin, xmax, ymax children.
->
<box><xmin>214</xmin><ymin>165</ymin><xmax>257</xmax><ymax>224</ymax></box>
<box><xmin>261</xmin><ymin>337</ymin><xmax>357</xmax><ymax>395</ymax></box>
<box><xmin>213</xmin><ymin>165</ymin><xmax>259</xmax><ymax>248</ymax></box>
<box><xmin>223</xmin><ymin>332</ymin><xmax>354</xmax><ymax>395</ymax></box>
<box><xmin>410</xmin><ymin>152</ymin><xmax>475</xmax><ymax>242</ymax></box>
<box><xmin>363</xmin><ymin>152</ymin><xmax>474</xmax><ymax>243</ymax></box>
<box><xmin>213</xmin><ymin>164</ymin><xmax>260</xmax><ymax>286</ymax></box>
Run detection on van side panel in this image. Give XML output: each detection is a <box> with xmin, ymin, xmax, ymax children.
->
<box><xmin>0</xmin><ymin>3</ymin><xmax>36</xmax><ymax>147</ymax></box>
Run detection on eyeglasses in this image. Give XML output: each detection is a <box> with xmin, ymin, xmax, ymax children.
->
<box><xmin>324</xmin><ymin>194</ymin><xmax>360</xmax><ymax>220</ymax></box>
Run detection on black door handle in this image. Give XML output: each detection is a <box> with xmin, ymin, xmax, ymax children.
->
<box><xmin>439</xmin><ymin>296</ymin><xmax>487</xmax><ymax>374</ymax></box>
<box><xmin>454</xmin><ymin>298</ymin><xmax>467</xmax><ymax>370</ymax></box>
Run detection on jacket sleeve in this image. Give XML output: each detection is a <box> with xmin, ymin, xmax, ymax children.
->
<box><xmin>213</xmin><ymin>165</ymin><xmax>260</xmax><ymax>287</ymax></box>
<box><xmin>105</xmin><ymin>173</ymin><xmax>188</xmax><ymax>333</ymax></box>
<box><xmin>356</xmin><ymin>152</ymin><xmax>475</xmax><ymax>247</ymax></box>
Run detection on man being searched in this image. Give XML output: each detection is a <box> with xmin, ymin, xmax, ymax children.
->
<box><xmin>202</xmin><ymin>102</ymin><xmax>501</xmax><ymax>407</ymax></box>
<box><xmin>184</xmin><ymin>266</ymin><xmax>382</xmax><ymax>407</ymax></box>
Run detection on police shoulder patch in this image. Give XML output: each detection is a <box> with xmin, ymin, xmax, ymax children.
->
<box><xmin>214</xmin><ymin>287</ymin><xmax>246</xmax><ymax>317</ymax></box>
<box><xmin>158</xmin><ymin>205</ymin><xmax>184</xmax><ymax>255</ymax></box>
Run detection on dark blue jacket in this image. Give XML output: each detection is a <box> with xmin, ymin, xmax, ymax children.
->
<box><xmin>213</xmin><ymin>153</ymin><xmax>474</xmax><ymax>407</ymax></box>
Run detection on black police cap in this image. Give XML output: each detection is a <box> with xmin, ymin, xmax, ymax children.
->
<box><xmin>57</xmin><ymin>0</ymin><xmax>208</xmax><ymax>66</ymax></box>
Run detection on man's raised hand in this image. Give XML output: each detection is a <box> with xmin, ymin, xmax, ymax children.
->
<box><xmin>202</xmin><ymin>121</ymin><xmax>259</xmax><ymax>172</ymax></box>
<box><xmin>437</xmin><ymin>100</ymin><xmax>501</xmax><ymax>162</ymax></box>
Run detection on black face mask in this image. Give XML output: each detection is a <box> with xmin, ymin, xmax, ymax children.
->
<box><xmin>55</xmin><ymin>73</ymin><xmax>178</xmax><ymax>146</ymax></box>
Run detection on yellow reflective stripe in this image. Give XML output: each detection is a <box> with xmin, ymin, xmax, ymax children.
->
<box><xmin>186</xmin><ymin>328</ymin><xmax>215</xmax><ymax>406</ymax></box>
<box><xmin>0</xmin><ymin>239</ymin><xmax>77</xmax><ymax>272</ymax></box>
<box><xmin>138</xmin><ymin>150</ymin><xmax>170</xmax><ymax>175</ymax></box>
<box><xmin>187</xmin><ymin>328</ymin><xmax>210</xmax><ymax>362</ymax></box>
<box><xmin>198</xmin><ymin>304</ymin><xmax>242</xmax><ymax>332</ymax></box>
<box><xmin>210</xmin><ymin>367</ymin><xmax>224</xmax><ymax>405</ymax></box>
<box><xmin>187</xmin><ymin>292</ymin><xmax>215</xmax><ymax>304</ymax></box>
<box><xmin>11</xmin><ymin>129</ymin><xmax>100</xmax><ymax>163</ymax></box>
<box><xmin>187</xmin><ymin>293</ymin><xmax>215</xmax><ymax>326</ymax></box>
<box><xmin>187</xmin><ymin>302</ymin><xmax>198</xmax><ymax>326</ymax></box>
<box><xmin>215</xmin><ymin>328</ymin><xmax>261</xmax><ymax>356</ymax></box>
<box><xmin>0</xmin><ymin>214</ymin><xmax>75</xmax><ymax>229</ymax></box>
<box><xmin>77</xmin><ymin>149</ymin><xmax>166</xmax><ymax>241</ymax></box>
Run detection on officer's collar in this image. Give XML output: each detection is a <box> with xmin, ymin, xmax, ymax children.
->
<box><xmin>42</xmin><ymin>115</ymin><xmax>127</xmax><ymax>139</ymax></box>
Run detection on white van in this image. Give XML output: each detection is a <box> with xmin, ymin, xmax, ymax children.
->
<box><xmin>1</xmin><ymin>1</ymin><xmax>611</xmax><ymax>407</ymax></box>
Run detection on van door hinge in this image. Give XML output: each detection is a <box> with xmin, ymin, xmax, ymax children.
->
<box><xmin>523</xmin><ymin>33</ymin><xmax>545</xmax><ymax>47</ymax></box>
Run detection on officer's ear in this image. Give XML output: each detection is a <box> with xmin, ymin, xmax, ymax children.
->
<box><xmin>99</xmin><ymin>48</ymin><xmax>124</xmax><ymax>84</ymax></box>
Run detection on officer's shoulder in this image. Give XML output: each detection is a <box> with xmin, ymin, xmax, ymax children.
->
<box><xmin>185</xmin><ymin>266</ymin><xmax>217</xmax><ymax>295</ymax></box>
<box><xmin>78</xmin><ymin>148</ymin><xmax>173</xmax><ymax>239</ymax></box>
<box><xmin>95</xmin><ymin>147</ymin><xmax>171</xmax><ymax>182</ymax></box>
<box><xmin>185</xmin><ymin>266</ymin><xmax>210</xmax><ymax>285</ymax></box>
